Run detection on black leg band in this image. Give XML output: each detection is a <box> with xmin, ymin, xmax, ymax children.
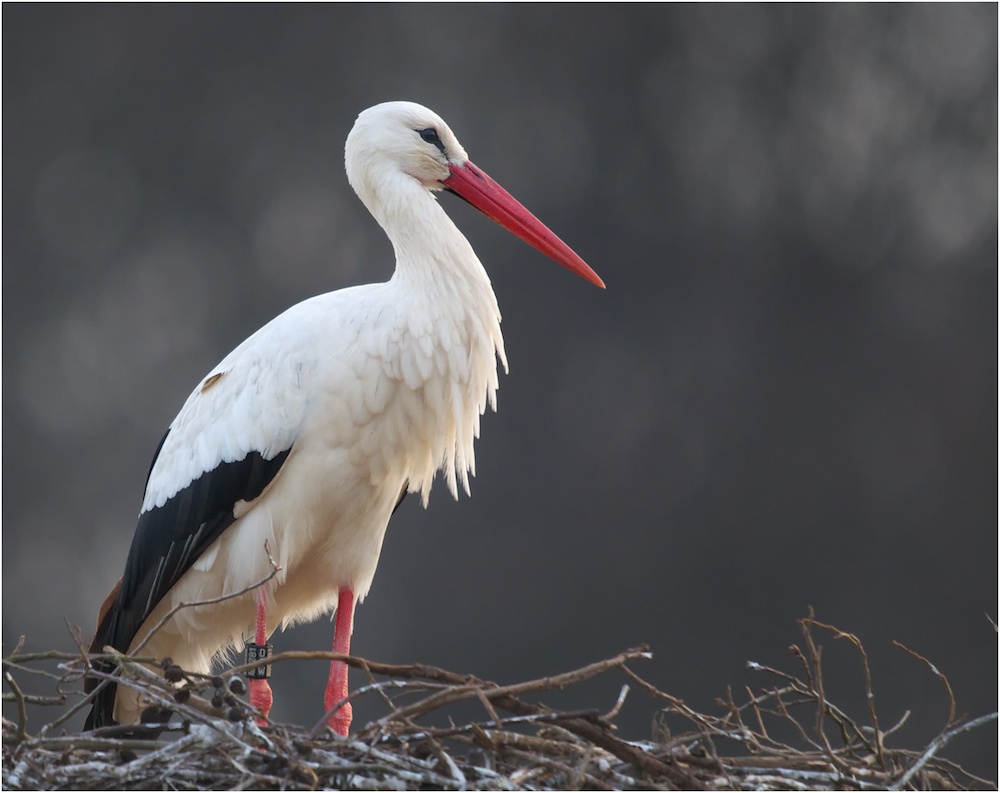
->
<box><xmin>245</xmin><ymin>642</ymin><xmax>273</xmax><ymax>679</ymax></box>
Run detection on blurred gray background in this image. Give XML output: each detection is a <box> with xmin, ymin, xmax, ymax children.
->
<box><xmin>3</xmin><ymin>3</ymin><xmax>996</xmax><ymax>775</ymax></box>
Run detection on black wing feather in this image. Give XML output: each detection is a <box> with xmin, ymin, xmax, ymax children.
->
<box><xmin>85</xmin><ymin>431</ymin><xmax>291</xmax><ymax>729</ymax></box>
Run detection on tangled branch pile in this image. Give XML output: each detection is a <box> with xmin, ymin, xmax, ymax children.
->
<box><xmin>3</xmin><ymin>615</ymin><xmax>996</xmax><ymax>790</ymax></box>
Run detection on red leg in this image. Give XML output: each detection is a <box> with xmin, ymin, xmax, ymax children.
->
<box><xmin>248</xmin><ymin>590</ymin><xmax>273</xmax><ymax>725</ymax></box>
<box><xmin>324</xmin><ymin>588</ymin><xmax>355</xmax><ymax>735</ymax></box>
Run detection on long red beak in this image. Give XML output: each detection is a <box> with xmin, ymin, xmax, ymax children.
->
<box><xmin>442</xmin><ymin>161</ymin><xmax>605</xmax><ymax>289</ymax></box>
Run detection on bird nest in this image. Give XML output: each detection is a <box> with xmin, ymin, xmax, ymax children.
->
<box><xmin>3</xmin><ymin>613</ymin><xmax>996</xmax><ymax>790</ymax></box>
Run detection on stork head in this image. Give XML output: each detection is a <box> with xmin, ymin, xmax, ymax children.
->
<box><xmin>346</xmin><ymin>101</ymin><xmax>468</xmax><ymax>193</ymax></box>
<box><xmin>345</xmin><ymin>101</ymin><xmax>605</xmax><ymax>289</ymax></box>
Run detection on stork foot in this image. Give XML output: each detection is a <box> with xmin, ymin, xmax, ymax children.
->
<box><xmin>324</xmin><ymin>587</ymin><xmax>356</xmax><ymax>736</ymax></box>
<box><xmin>326</xmin><ymin>697</ymin><xmax>353</xmax><ymax>736</ymax></box>
<box><xmin>324</xmin><ymin>661</ymin><xmax>353</xmax><ymax>736</ymax></box>
<box><xmin>249</xmin><ymin>592</ymin><xmax>274</xmax><ymax>726</ymax></box>
<box><xmin>249</xmin><ymin>678</ymin><xmax>273</xmax><ymax>726</ymax></box>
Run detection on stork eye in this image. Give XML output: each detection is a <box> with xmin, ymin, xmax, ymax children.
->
<box><xmin>417</xmin><ymin>127</ymin><xmax>445</xmax><ymax>154</ymax></box>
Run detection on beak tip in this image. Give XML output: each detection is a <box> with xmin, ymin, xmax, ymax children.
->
<box><xmin>447</xmin><ymin>159</ymin><xmax>606</xmax><ymax>291</ymax></box>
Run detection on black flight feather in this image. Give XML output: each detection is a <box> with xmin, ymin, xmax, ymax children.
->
<box><xmin>85</xmin><ymin>431</ymin><xmax>291</xmax><ymax>730</ymax></box>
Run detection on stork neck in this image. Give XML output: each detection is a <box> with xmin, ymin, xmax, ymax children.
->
<box><xmin>349</xmin><ymin>162</ymin><xmax>508</xmax><ymax>505</ymax></box>
<box><xmin>364</xmin><ymin>170</ymin><xmax>492</xmax><ymax>295</ymax></box>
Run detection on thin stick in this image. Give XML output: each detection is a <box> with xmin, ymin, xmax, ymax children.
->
<box><xmin>3</xmin><ymin>667</ymin><xmax>29</xmax><ymax>744</ymax></box>
<box><xmin>602</xmin><ymin>684</ymin><xmax>630</xmax><ymax>722</ymax></box>
<box><xmin>892</xmin><ymin>640</ymin><xmax>957</xmax><ymax>726</ymax></box>
<box><xmin>804</xmin><ymin>615</ymin><xmax>885</xmax><ymax>769</ymax></box>
<box><xmin>131</xmin><ymin>544</ymin><xmax>281</xmax><ymax>656</ymax></box>
<box><xmin>889</xmin><ymin>712</ymin><xmax>998</xmax><ymax>791</ymax></box>
<box><xmin>378</xmin><ymin>647</ymin><xmax>651</xmax><ymax>726</ymax></box>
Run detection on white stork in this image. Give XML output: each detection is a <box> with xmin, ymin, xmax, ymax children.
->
<box><xmin>85</xmin><ymin>100</ymin><xmax>604</xmax><ymax>735</ymax></box>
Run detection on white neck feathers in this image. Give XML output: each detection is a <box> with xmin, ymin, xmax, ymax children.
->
<box><xmin>351</xmin><ymin>165</ymin><xmax>508</xmax><ymax>505</ymax></box>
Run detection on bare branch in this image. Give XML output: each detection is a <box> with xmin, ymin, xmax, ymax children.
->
<box><xmin>803</xmin><ymin>614</ymin><xmax>885</xmax><ymax>769</ymax></box>
<box><xmin>131</xmin><ymin>543</ymin><xmax>282</xmax><ymax>656</ymax></box>
<box><xmin>2</xmin><ymin>615</ymin><xmax>993</xmax><ymax>791</ymax></box>
<box><xmin>889</xmin><ymin>712</ymin><xmax>998</xmax><ymax>791</ymax></box>
<box><xmin>892</xmin><ymin>639</ymin><xmax>957</xmax><ymax>726</ymax></box>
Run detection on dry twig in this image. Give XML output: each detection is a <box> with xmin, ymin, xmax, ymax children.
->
<box><xmin>3</xmin><ymin>614</ymin><xmax>995</xmax><ymax>791</ymax></box>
